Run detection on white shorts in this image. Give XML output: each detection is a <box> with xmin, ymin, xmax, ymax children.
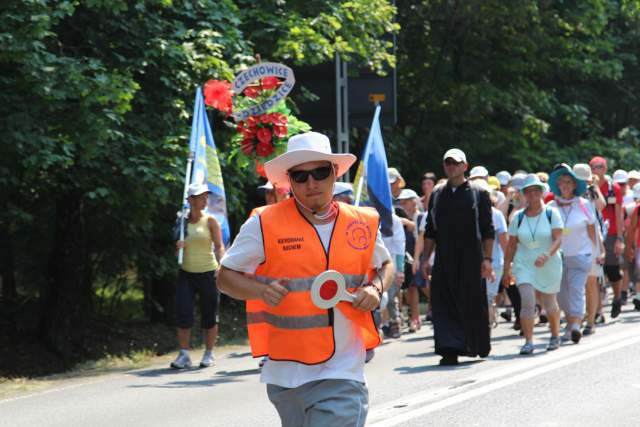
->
<box><xmin>589</xmin><ymin>262</ymin><xmax>603</xmax><ymax>278</ymax></box>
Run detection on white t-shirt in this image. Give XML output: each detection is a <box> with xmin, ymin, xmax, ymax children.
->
<box><xmin>220</xmin><ymin>214</ymin><xmax>391</xmax><ymax>388</ymax></box>
<box><xmin>547</xmin><ymin>198</ymin><xmax>594</xmax><ymax>256</ymax></box>
<box><xmin>382</xmin><ymin>214</ymin><xmax>406</xmax><ymax>259</ymax></box>
<box><xmin>418</xmin><ymin>212</ymin><xmax>428</xmax><ymax>233</ymax></box>
<box><xmin>623</xmin><ymin>191</ymin><xmax>634</xmax><ymax>207</ymax></box>
<box><xmin>417</xmin><ymin>212</ymin><xmax>436</xmax><ymax>266</ymax></box>
<box><xmin>491</xmin><ymin>207</ymin><xmax>507</xmax><ymax>269</ymax></box>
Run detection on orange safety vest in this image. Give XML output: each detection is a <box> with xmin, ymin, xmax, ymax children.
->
<box><xmin>246</xmin><ymin>198</ymin><xmax>382</xmax><ymax>364</ymax></box>
<box><xmin>245</xmin><ymin>204</ymin><xmax>269</xmax><ymax>359</ymax></box>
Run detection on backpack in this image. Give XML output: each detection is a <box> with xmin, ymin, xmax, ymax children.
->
<box><xmin>516</xmin><ymin>207</ymin><xmax>553</xmax><ymax>228</ymax></box>
<box><xmin>430</xmin><ymin>181</ymin><xmax>482</xmax><ymax>241</ymax></box>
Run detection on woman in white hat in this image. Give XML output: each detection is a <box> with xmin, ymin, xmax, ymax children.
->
<box><xmin>172</xmin><ymin>183</ymin><xmax>225</xmax><ymax>369</ymax></box>
<box><xmin>502</xmin><ymin>174</ymin><xmax>564</xmax><ymax>355</ymax></box>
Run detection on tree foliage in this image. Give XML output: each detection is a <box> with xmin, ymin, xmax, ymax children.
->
<box><xmin>0</xmin><ymin>0</ymin><xmax>397</xmax><ymax>360</ymax></box>
<box><xmin>4</xmin><ymin>0</ymin><xmax>640</xmax><ymax>365</ymax></box>
<box><xmin>394</xmin><ymin>0</ymin><xmax>640</xmax><ymax>185</ymax></box>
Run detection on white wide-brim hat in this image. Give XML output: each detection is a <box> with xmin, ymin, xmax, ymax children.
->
<box><xmin>187</xmin><ymin>182</ymin><xmax>211</xmax><ymax>197</ymax></box>
<box><xmin>264</xmin><ymin>132</ymin><xmax>356</xmax><ymax>187</ymax></box>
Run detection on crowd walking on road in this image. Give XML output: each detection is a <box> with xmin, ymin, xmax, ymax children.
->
<box><xmin>172</xmin><ymin>131</ymin><xmax>640</xmax><ymax>426</ymax></box>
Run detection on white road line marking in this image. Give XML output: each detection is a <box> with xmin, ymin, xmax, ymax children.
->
<box><xmin>371</xmin><ymin>326</ymin><xmax>634</xmax><ymax>421</ymax></box>
<box><xmin>369</xmin><ymin>328</ymin><xmax>640</xmax><ymax>426</ymax></box>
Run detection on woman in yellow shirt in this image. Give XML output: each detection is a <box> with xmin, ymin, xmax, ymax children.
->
<box><xmin>171</xmin><ymin>183</ymin><xmax>225</xmax><ymax>369</ymax></box>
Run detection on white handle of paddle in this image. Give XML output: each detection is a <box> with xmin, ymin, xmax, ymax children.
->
<box><xmin>342</xmin><ymin>291</ymin><xmax>356</xmax><ymax>302</ymax></box>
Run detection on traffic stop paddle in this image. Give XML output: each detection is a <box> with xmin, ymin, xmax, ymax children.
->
<box><xmin>310</xmin><ymin>270</ymin><xmax>355</xmax><ymax>309</ymax></box>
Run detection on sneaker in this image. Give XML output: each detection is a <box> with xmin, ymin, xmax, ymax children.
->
<box><xmin>560</xmin><ymin>333</ymin><xmax>571</xmax><ymax>344</ymax></box>
<box><xmin>258</xmin><ymin>356</ymin><xmax>268</xmax><ymax>369</ymax></box>
<box><xmin>595</xmin><ymin>313</ymin><xmax>606</xmax><ymax>324</ymax></box>
<box><xmin>500</xmin><ymin>309</ymin><xmax>513</xmax><ymax>323</ymax></box>
<box><xmin>365</xmin><ymin>349</ymin><xmax>375</xmax><ymax>363</ymax></box>
<box><xmin>611</xmin><ymin>298</ymin><xmax>622</xmax><ymax>318</ymax></box>
<box><xmin>519</xmin><ymin>342</ymin><xmax>534</xmax><ymax>355</ymax></box>
<box><xmin>513</xmin><ymin>318</ymin><xmax>521</xmax><ymax>331</ymax></box>
<box><xmin>621</xmin><ymin>290</ymin><xmax>628</xmax><ymax>305</ymax></box>
<box><xmin>547</xmin><ymin>336</ymin><xmax>560</xmax><ymax>351</ymax></box>
<box><xmin>382</xmin><ymin>325</ymin><xmax>391</xmax><ymax>338</ymax></box>
<box><xmin>633</xmin><ymin>298</ymin><xmax>640</xmax><ymax>311</ymax></box>
<box><xmin>199</xmin><ymin>351</ymin><xmax>215</xmax><ymax>368</ymax></box>
<box><xmin>582</xmin><ymin>325</ymin><xmax>595</xmax><ymax>336</ymax></box>
<box><xmin>170</xmin><ymin>351</ymin><xmax>192</xmax><ymax>369</ymax></box>
<box><xmin>389</xmin><ymin>322</ymin><xmax>401</xmax><ymax>339</ymax></box>
<box><xmin>570</xmin><ymin>329</ymin><xmax>582</xmax><ymax>344</ymax></box>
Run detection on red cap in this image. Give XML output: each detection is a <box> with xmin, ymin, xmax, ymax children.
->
<box><xmin>589</xmin><ymin>156</ymin><xmax>607</xmax><ymax>167</ymax></box>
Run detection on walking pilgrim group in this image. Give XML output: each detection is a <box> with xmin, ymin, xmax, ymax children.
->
<box><xmin>173</xmin><ymin>130</ymin><xmax>640</xmax><ymax>426</ymax></box>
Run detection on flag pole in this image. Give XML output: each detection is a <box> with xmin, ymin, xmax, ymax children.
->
<box><xmin>178</xmin><ymin>153</ymin><xmax>194</xmax><ymax>265</ymax></box>
<box><xmin>354</xmin><ymin>103</ymin><xmax>382</xmax><ymax>207</ymax></box>
<box><xmin>354</xmin><ymin>175</ymin><xmax>365</xmax><ymax>207</ymax></box>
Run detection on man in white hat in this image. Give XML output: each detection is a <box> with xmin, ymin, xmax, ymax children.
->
<box><xmin>614</xmin><ymin>169</ymin><xmax>634</xmax><ymax>206</ymax></box>
<box><xmin>388</xmin><ymin>167</ymin><xmax>405</xmax><ymax>200</ymax></box>
<box><xmin>332</xmin><ymin>181</ymin><xmax>354</xmax><ymax>204</ymax></box>
<box><xmin>218</xmin><ymin>132</ymin><xmax>394</xmax><ymax>426</ymax></box>
<box><xmin>257</xmin><ymin>181</ymin><xmax>289</xmax><ymax>207</ymax></box>
<box><xmin>422</xmin><ymin>148</ymin><xmax>495</xmax><ymax>366</ymax></box>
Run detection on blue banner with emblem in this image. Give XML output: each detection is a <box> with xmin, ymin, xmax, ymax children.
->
<box><xmin>353</xmin><ymin>104</ymin><xmax>394</xmax><ymax>237</ymax></box>
<box><xmin>189</xmin><ymin>87</ymin><xmax>230</xmax><ymax>245</ymax></box>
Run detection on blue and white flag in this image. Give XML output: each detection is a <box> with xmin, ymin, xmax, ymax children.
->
<box><xmin>189</xmin><ymin>87</ymin><xmax>231</xmax><ymax>245</ymax></box>
<box><xmin>353</xmin><ymin>105</ymin><xmax>394</xmax><ymax>236</ymax></box>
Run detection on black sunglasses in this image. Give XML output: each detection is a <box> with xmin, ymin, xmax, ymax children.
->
<box><xmin>288</xmin><ymin>166</ymin><xmax>333</xmax><ymax>184</ymax></box>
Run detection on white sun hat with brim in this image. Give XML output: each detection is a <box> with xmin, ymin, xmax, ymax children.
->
<box><xmin>469</xmin><ymin>166</ymin><xmax>489</xmax><ymax>179</ymax></box>
<box><xmin>264</xmin><ymin>132</ymin><xmax>356</xmax><ymax>188</ymax></box>
<box><xmin>510</xmin><ymin>173</ymin><xmax>527</xmax><ymax>191</ymax></box>
<box><xmin>397</xmin><ymin>189</ymin><xmax>419</xmax><ymax>200</ymax></box>
<box><xmin>613</xmin><ymin>169</ymin><xmax>629</xmax><ymax>184</ymax></box>
<box><xmin>388</xmin><ymin>167</ymin><xmax>406</xmax><ymax>188</ymax></box>
<box><xmin>573</xmin><ymin>163</ymin><xmax>593</xmax><ymax>182</ymax></box>
<box><xmin>496</xmin><ymin>171</ymin><xmax>512</xmax><ymax>186</ymax></box>
<box><xmin>187</xmin><ymin>182</ymin><xmax>211</xmax><ymax>197</ymax></box>
<box><xmin>628</xmin><ymin>170</ymin><xmax>640</xmax><ymax>181</ymax></box>
<box><xmin>333</xmin><ymin>181</ymin><xmax>354</xmax><ymax>197</ymax></box>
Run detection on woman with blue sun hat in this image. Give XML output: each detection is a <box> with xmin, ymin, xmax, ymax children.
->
<box><xmin>502</xmin><ymin>174</ymin><xmax>564</xmax><ymax>355</ymax></box>
<box><xmin>547</xmin><ymin>164</ymin><xmax>596</xmax><ymax>345</ymax></box>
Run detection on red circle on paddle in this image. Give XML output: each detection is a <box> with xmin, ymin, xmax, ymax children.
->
<box><xmin>319</xmin><ymin>280</ymin><xmax>338</xmax><ymax>300</ymax></box>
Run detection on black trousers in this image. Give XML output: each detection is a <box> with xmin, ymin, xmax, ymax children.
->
<box><xmin>506</xmin><ymin>285</ymin><xmax>521</xmax><ymax>321</ymax></box>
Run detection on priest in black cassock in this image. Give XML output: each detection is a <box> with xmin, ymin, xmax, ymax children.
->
<box><xmin>423</xmin><ymin>148</ymin><xmax>495</xmax><ymax>366</ymax></box>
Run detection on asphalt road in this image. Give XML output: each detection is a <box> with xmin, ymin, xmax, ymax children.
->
<box><xmin>2</xmin><ymin>302</ymin><xmax>639</xmax><ymax>427</ymax></box>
